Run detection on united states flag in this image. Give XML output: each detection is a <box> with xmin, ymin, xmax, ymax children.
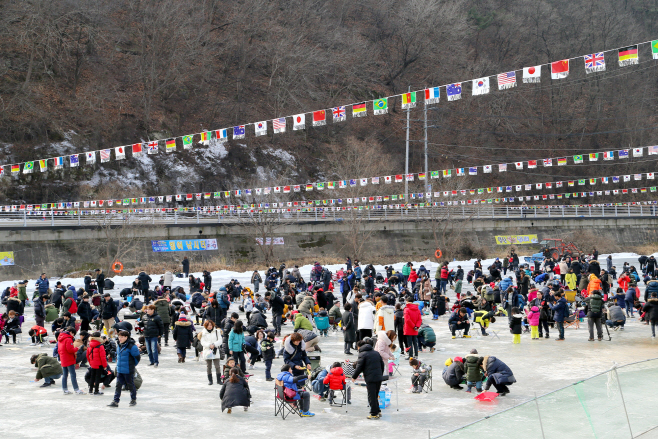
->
<box><xmin>272</xmin><ymin>117</ymin><xmax>286</xmax><ymax>133</ymax></box>
<box><xmin>497</xmin><ymin>71</ymin><xmax>516</xmax><ymax>89</ymax></box>
<box><xmin>100</xmin><ymin>149</ymin><xmax>111</xmax><ymax>162</ymax></box>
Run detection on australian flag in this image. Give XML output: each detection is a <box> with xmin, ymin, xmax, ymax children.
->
<box><xmin>446</xmin><ymin>83</ymin><xmax>462</xmax><ymax>101</ymax></box>
<box><xmin>233</xmin><ymin>125</ymin><xmax>245</xmax><ymax>139</ymax></box>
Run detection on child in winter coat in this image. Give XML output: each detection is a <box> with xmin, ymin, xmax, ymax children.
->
<box><xmin>260</xmin><ymin>332</ymin><xmax>276</xmax><ymax>381</ymax></box>
<box><xmin>86</xmin><ymin>332</ymin><xmax>108</xmax><ymax>395</ymax></box>
<box><xmin>510</xmin><ymin>307</ymin><xmax>523</xmax><ymax>344</ymax></box>
<box><xmin>323</xmin><ymin>361</ymin><xmax>351</xmax><ymax>404</ymax></box>
<box><xmin>463</xmin><ymin>350</ymin><xmax>483</xmax><ymax>393</ymax></box>
<box><xmin>409</xmin><ymin>358</ymin><xmax>430</xmax><ymax>393</ymax></box>
<box><xmin>526</xmin><ymin>306</ymin><xmax>541</xmax><ymax>340</ymax></box>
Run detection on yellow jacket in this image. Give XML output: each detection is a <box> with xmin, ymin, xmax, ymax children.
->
<box><xmin>565</xmin><ymin>273</ymin><xmax>577</xmax><ymax>290</ymax></box>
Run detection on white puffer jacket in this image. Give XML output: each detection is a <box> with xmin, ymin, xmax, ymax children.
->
<box><xmin>199</xmin><ymin>328</ymin><xmax>222</xmax><ymax>360</ymax></box>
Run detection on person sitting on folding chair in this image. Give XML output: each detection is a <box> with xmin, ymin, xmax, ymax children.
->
<box><xmin>409</xmin><ymin>358</ymin><xmax>430</xmax><ymax>393</ymax></box>
<box><xmin>276</xmin><ymin>364</ymin><xmax>315</xmax><ymax>417</ymax></box>
<box><xmin>323</xmin><ymin>361</ymin><xmax>351</xmax><ymax>405</ymax></box>
<box><xmin>448</xmin><ymin>307</ymin><xmax>471</xmax><ymax>339</ymax></box>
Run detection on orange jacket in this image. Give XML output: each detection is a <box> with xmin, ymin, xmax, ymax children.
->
<box><xmin>587</xmin><ymin>274</ymin><xmax>601</xmax><ymax>294</ymax></box>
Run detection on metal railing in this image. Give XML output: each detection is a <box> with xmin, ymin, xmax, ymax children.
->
<box><xmin>431</xmin><ymin>358</ymin><xmax>658</xmax><ymax>439</ymax></box>
<box><xmin>2</xmin><ymin>204</ymin><xmax>657</xmax><ymax>228</ymax></box>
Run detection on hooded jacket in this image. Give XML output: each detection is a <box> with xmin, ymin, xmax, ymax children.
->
<box><xmin>587</xmin><ymin>274</ymin><xmax>602</xmax><ymax>294</ymax></box>
<box><xmin>510</xmin><ymin>313</ymin><xmax>524</xmax><ymax>335</ymax></box>
<box><xmin>140</xmin><ymin>312</ymin><xmax>164</xmax><ymax>338</ymax></box>
<box><xmin>248</xmin><ymin>310</ymin><xmax>267</xmax><ymax>328</ymax></box>
<box><xmin>549</xmin><ymin>297</ymin><xmax>569</xmax><ymax>322</ymax></box>
<box><xmin>464</xmin><ymin>354</ymin><xmax>483</xmax><ymax>382</ymax></box>
<box><xmin>220</xmin><ymin>375</ymin><xmax>250</xmax><ymax>412</ymax></box>
<box><xmin>374</xmin><ymin>305</ymin><xmax>395</xmax><ymax>332</ymax></box>
<box><xmin>57</xmin><ymin>332</ymin><xmax>79</xmax><ymax>368</ymax></box>
<box><xmin>116</xmin><ymin>337</ymin><xmax>140</xmax><ymax>374</ymax></box>
<box><xmin>6</xmin><ymin>297</ymin><xmax>24</xmax><ymax>315</ymax></box>
<box><xmin>34</xmin><ymin>353</ymin><xmax>63</xmax><ymax>379</ymax></box>
<box><xmin>418</xmin><ymin>323</ymin><xmax>436</xmax><ymax>343</ymax></box>
<box><xmin>101</xmin><ymin>297</ymin><xmax>117</xmax><ymax>320</ymax></box>
<box><xmin>137</xmin><ymin>272</ymin><xmax>152</xmax><ymax>291</ymax></box>
<box><xmin>283</xmin><ymin>337</ymin><xmax>309</xmax><ymax>368</ymax></box>
<box><xmin>357</xmin><ymin>300</ymin><xmax>376</xmax><ymax>330</ymax></box>
<box><xmin>403</xmin><ymin>303</ymin><xmax>422</xmax><ymax>335</ymax></box>
<box><xmin>153</xmin><ymin>298</ymin><xmax>172</xmax><ymax>324</ymax></box>
<box><xmin>341</xmin><ymin>310</ymin><xmax>356</xmax><ymax>343</ymax></box>
<box><xmin>298</xmin><ymin>296</ymin><xmax>316</xmax><ymax>315</ymax></box>
<box><xmin>643</xmin><ymin>298</ymin><xmax>658</xmax><ymax>321</ymax></box>
<box><xmin>482</xmin><ymin>356</ymin><xmax>516</xmax><ymax>385</ymax></box>
<box><xmin>323</xmin><ymin>366</ymin><xmax>347</xmax><ymax>390</ymax></box>
<box><xmin>173</xmin><ymin>318</ymin><xmax>194</xmax><ymax>349</ymax></box>
<box><xmin>200</xmin><ymin>327</ymin><xmax>222</xmax><ymax>360</ymax></box>
<box><xmin>86</xmin><ymin>337</ymin><xmax>108</xmax><ymax>369</ymax></box>
<box><xmin>527</xmin><ymin>306</ymin><xmax>540</xmax><ymax>326</ymax></box>
<box><xmin>374</xmin><ymin>330</ymin><xmax>394</xmax><ymax>361</ymax></box>
<box><xmin>352</xmin><ymin>343</ymin><xmax>385</xmax><ymax>383</ymax></box>
<box><xmin>442</xmin><ymin>358</ymin><xmax>464</xmax><ymax>386</ymax></box>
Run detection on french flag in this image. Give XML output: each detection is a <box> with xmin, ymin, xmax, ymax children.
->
<box><xmin>425</xmin><ymin>87</ymin><xmax>440</xmax><ymax>104</ymax></box>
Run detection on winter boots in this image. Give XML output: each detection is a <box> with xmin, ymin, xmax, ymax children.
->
<box><xmin>208</xmin><ymin>374</ymin><xmax>213</xmax><ymax>385</ymax></box>
<box><xmin>216</xmin><ymin>373</ymin><xmax>222</xmax><ymax>385</ymax></box>
<box><xmin>177</xmin><ymin>353</ymin><xmax>182</xmax><ymax>363</ymax></box>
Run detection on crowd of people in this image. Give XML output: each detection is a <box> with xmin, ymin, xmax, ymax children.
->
<box><xmin>1</xmin><ymin>251</ymin><xmax>656</xmax><ymax>418</ymax></box>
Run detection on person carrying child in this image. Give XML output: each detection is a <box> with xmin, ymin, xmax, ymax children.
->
<box><xmin>323</xmin><ymin>361</ymin><xmax>351</xmax><ymax>404</ymax></box>
<box><xmin>463</xmin><ymin>349</ymin><xmax>483</xmax><ymax>393</ymax></box>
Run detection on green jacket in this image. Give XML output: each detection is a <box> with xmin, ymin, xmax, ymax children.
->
<box><xmin>402</xmin><ymin>265</ymin><xmax>411</xmax><ymax>276</ymax></box>
<box><xmin>328</xmin><ymin>305</ymin><xmax>342</xmax><ymax>323</ymax></box>
<box><xmin>454</xmin><ymin>280</ymin><xmax>462</xmax><ymax>295</ymax></box>
<box><xmin>418</xmin><ymin>324</ymin><xmax>436</xmax><ymax>343</ymax></box>
<box><xmin>587</xmin><ymin>292</ymin><xmax>604</xmax><ymax>315</ymax></box>
<box><xmin>153</xmin><ymin>298</ymin><xmax>171</xmax><ymax>324</ymax></box>
<box><xmin>35</xmin><ymin>354</ymin><xmax>63</xmax><ymax>380</ymax></box>
<box><xmin>294</xmin><ymin>315</ymin><xmax>313</xmax><ymax>331</ymax></box>
<box><xmin>17</xmin><ymin>283</ymin><xmax>28</xmax><ymax>301</ymax></box>
<box><xmin>464</xmin><ymin>354</ymin><xmax>482</xmax><ymax>383</ymax></box>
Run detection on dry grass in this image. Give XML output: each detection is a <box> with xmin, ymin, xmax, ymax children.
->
<box><xmin>630</xmin><ymin>244</ymin><xmax>657</xmax><ymax>256</ymax></box>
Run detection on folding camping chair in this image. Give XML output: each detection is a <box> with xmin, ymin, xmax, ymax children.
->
<box><xmin>274</xmin><ymin>381</ymin><xmax>302</xmax><ymax>420</ymax></box>
<box><xmin>563</xmin><ymin>308</ymin><xmax>580</xmax><ymax>329</ymax></box>
<box><xmin>328</xmin><ymin>316</ymin><xmax>338</xmax><ymax>333</ymax></box>
<box><xmin>328</xmin><ymin>384</ymin><xmax>348</xmax><ymax>408</ymax></box>
<box><xmin>421</xmin><ymin>365</ymin><xmax>433</xmax><ymax>393</ymax></box>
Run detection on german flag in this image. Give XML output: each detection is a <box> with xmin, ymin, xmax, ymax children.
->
<box><xmin>618</xmin><ymin>45</ymin><xmax>638</xmax><ymax>66</ymax></box>
<box><xmin>166</xmin><ymin>138</ymin><xmax>176</xmax><ymax>152</ymax></box>
<box><xmin>352</xmin><ymin>102</ymin><xmax>366</xmax><ymax>117</ymax></box>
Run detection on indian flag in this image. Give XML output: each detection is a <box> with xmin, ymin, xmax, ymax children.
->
<box><xmin>401</xmin><ymin>92</ymin><xmax>416</xmax><ymax>109</ymax></box>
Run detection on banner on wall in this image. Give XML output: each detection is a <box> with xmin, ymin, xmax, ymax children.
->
<box><xmin>494</xmin><ymin>235</ymin><xmax>538</xmax><ymax>245</ymax></box>
<box><xmin>0</xmin><ymin>251</ymin><xmax>14</xmax><ymax>265</ymax></box>
<box><xmin>255</xmin><ymin>237</ymin><xmax>285</xmax><ymax>245</ymax></box>
<box><xmin>151</xmin><ymin>239</ymin><xmax>218</xmax><ymax>252</ymax></box>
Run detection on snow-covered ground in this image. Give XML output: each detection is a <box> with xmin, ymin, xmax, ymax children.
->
<box><xmin>1</xmin><ymin>253</ymin><xmax>657</xmax><ymax>439</ymax></box>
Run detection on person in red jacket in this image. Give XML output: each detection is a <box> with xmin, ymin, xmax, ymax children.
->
<box><xmin>86</xmin><ymin>331</ymin><xmax>108</xmax><ymax>395</ymax></box>
<box><xmin>403</xmin><ymin>300</ymin><xmax>423</xmax><ymax>359</ymax></box>
<box><xmin>323</xmin><ymin>361</ymin><xmax>351</xmax><ymax>404</ymax></box>
<box><xmin>440</xmin><ymin>264</ymin><xmax>450</xmax><ymax>294</ymax></box>
<box><xmin>28</xmin><ymin>325</ymin><xmax>48</xmax><ymax>346</ymax></box>
<box><xmin>408</xmin><ymin>269</ymin><xmax>419</xmax><ymax>294</ymax></box>
<box><xmin>57</xmin><ymin>328</ymin><xmax>85</xmax><ymax>394</ymax></box>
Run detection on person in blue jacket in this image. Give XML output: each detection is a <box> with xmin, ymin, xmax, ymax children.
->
<box><xmin>277</xmin><ymin>364</ymin><xmax>314</xmax><ymax>417</ymax></box>
<box><xmin>107</xmin><ymin>330</ymin><xmax>140</xmax><ymax>407</ymax></box>
<box><xmin>35</xmin><ymin>273</ymin><xmax>50</xmax><ymax>297</ymax></box>
<box><xmin>548</xmin><ymin>291</ymin><xmax>569</xmax><ymax>341</ymax></box>
<box><xmin>228</xmin><ymin>320</ymin><xmax>247</xmax><ymax>373</ymax></box>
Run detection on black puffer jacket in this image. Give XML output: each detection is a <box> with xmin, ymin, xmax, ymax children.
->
<box><xmin>77</xmin><ymin>301</ymin><xmax>92</xmax><ymax>321</ymax></box>
<box><xmin>6</xmin><ymin>297</ymin><xmax>24</xmax><ymax>315</ymax></box>
<box><xmin>173</xmin><ymin>320</ymin><xmax>194</xmax><ymax>349</ymax></box>
<box><xmin>204</xmin><ymin>304</ymin><xmax>223</xmax><ymax>327</ymax></box>
<box><xmin>442</xmin><ymin>360</ymin><xmax>465</xmax><ymax>386</ymax></box>
<box><xmin>248</xmin><ymin>310</ymin><xmax>267</xmax><ymax>328</ymax></box>
<box><xmin>643</xmin><ymin>298</ymin><xmax>658</xmax><ymax>321</ymax></box>
<box><xmin>220</xmin><ymin>376</ymin><xmax>250</xmax><ymax>412</ymax></box>
<box><xmin>351</xmin><ymin>344</ymin><xmax>385</xmax><ymax>383</ymax></box>
<box><xmin>138</xmin><ymin>272</ymin><xmax>152</xmax><ymax>291</ymax></box>
<box><xmin>140</xmin><ymin>313</ymin><xmax>164</xmax><ymax>338</ymax></box>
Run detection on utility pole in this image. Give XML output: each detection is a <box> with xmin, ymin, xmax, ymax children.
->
<box><xmin>405</xmin><ymin>85</ymin><xmax>410</xmax><ymax>200</ymax></box>
<box><xmin>424</xmin><ymin>101</ymin><xmax>429</xmax><ymax>196</ymax></box>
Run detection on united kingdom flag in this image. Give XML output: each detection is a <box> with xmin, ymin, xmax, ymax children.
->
<box><xmin>584</xmin><ymin>52</ymin><xmax>605</xmax><ymax>73</ymax></box>
<box><xmin>332</xmin><ymin>106</ymin><xmax>346</xmax><ymax>123</ymax></box>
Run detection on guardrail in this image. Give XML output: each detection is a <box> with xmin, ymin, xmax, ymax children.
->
<box><xmin>1</xmin><ymin>204</ymin><xmax>657</xmax><ymax>227</ymax></box>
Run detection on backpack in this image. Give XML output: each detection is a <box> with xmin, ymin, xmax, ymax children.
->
<box><xmin>68</xmin><ymin>300</ymin><xmax>78</xmax><ymax>315</ymax></box>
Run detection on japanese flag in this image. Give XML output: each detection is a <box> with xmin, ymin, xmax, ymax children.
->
<box><xmin>523</xmin><ymin>65</ymin><xmax>541</xmax><ymax>83</ymax></box>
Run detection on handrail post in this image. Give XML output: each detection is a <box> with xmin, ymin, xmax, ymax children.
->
<box><xmin>588</xmin><ymin>206</ymin><xmax>591</xmax><ymax>217</ymax></box>
<box><xmin>51</xmin><ymin>209</ymin><xmax>54</xmax><ymax>226</ymax></box>
<box><xmin>548</xmin><ymin>206</ymin><xmax>551</xmax><ymax>218</ymax></box>
<box><xmin>196</xmin><ymin>209</ymin><xmax>200</xmax><ymax>224</ymax></box>
<box><xmin>23</xmin><ymin>210</ymin><xmax>26</xmax><ymax>227</ymax></box>
<box><xmin>78</xmin><ymin>209</ymin><xmax>81</xmax><ymax>226</ymax></box>
<box><xmin>175</xmin><ymin>210</ymin><xmax>178</xmax><ymax>225</ymax></box>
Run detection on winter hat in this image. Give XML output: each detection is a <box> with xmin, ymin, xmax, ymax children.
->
<box><xmin>179</xmin><ymin>314</ymin><xmax>188</xmax><ymax>322</ymax></box>
<box><xmin>470</xmin><ymin>349</ymin><xmax>478</xmax><ymax>354</ymax></box>
<box><xmin>454</xmin><ymin>357</ymin><xmax>463</xmax><ymax>363</ymax></box>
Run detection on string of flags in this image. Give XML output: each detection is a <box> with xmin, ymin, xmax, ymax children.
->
<box><xmin>6</xmin><ymin>164</ymin><xmax>657</xmax><ymax>212</ymax></box>
<box><xmin>3</xmin><ymin>39</ymin><xmax>658</xmax><ymax>179</ymax></box>
<box><xmin>8</xmin><ymin>191</ymin><xmax>658</xmax><ymax>215</ymax></box>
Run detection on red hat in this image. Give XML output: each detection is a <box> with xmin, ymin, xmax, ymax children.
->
<box><xmin>489</xmin><ymin>282</ymin><xmax>495</xmax><ymax>288</ymax></box>
<box><xmin>454</xmin><ymin>357</ymin><xmax>463</xmax><ymax>363</ymax></box>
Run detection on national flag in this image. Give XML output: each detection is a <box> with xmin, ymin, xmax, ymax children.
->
<box><xmin>590</xmin><ymin>178</ymin><xmax>597</xmax><ymax>185</ymax></box>
<box><xmin>589</xmin><ymin>153</ymin><xmax>598</xmax><ymax>161</ymax></box>
<box><xmin>472</xmin><ymin>77</ymin><xmax>490</xmax><ymax>95</ymax></box>
<box><xmin>199</xmin><ymin>132</ymin><xmax>211</xmax><ymax>145</ymax></box>
<box><xmin>176</xmin><ymin>135</ymin><xmax>191</xmax><ymax>150</ymax></box>
<box><xmin>515</xmin><ymin>162</ymin><xmax>523</xmax><ymax>170</ymax></box>
<box><xmin>551</xmin><ymin>59</ymin><xmax>569</xmax><ymax>79</ymax></box>
<box><xmin>39</xmin><ymin>159</ymin><xmax>47</xmax><ymax>172</ymax></box>
<box><xmin>332</xmin><ymin>106</ymin><xmax>346</xmax><ymax>123</ymax></box>
<box><xmin>431</xmin><ymin>170</ymin><xmax>439</xmax><ymax>179</ymax></box>
<box><xmin>536</xmin><ymin>183</ymin><xmax>542</xmax><ymax>189</ymax></box>
<box><xmin>573</xmin><ymin>155</ymin><xmax>583</xmax><ymax>164</ymax></box>
<box><xmin>23</xmin><ymin>161</ymin><xmax>34</xmax><ymax>174</ymax></box>
<box><xmin>602</xmin><ymin>177</ymin><xmax>609</xmax><ymax>184</ymax></box>
<box><xmin>360</xmin><ymin>178</ymin><xmax>368</xmax><ymax>186</ymax></box>
<box><xmin>424</xmin><ymin>87</ymin><xmax>440</xmax><ymax>104</ymax></box>
<box><xmin>546</xmin><ymin>182</ymin><xmax>553</xmax><ymax>189</ymax></box>
<box><xmin>584</xmin><ymin>53</ymin><xmax>605</xmax><ymax>73</ymax></box>
<box><xmin>283</xmin><ymin>186</ymin><xmax>291</xmax><ymax>193</ymax></box>
<box><xmin>483</xmin><ymin>165</ymin><xmax>492</xmax><ymax>173</ymax></box>
<box><xmin>652</xmin><ymin>40</ymin><xmax>658</xmax><ymax>59</ymax></box>
<box><xmin>166</xmin><ymin>139</ymin><xmax>176</xmax><ymax>152</ymax></box>
<box><xmin>395</xmin><ymin>174</ymin><xmax>403</xmax><ymax>182</ymax></box>
<box><xmin>443</xmin><ymin>169</ymin><xmax>452</xmax><ymax>178</ymax></box>
<box><xmin>401</xmin><ymin>92</ymin><xmax>416</xmax><ymax>109</ymax></box>
<box><xmin>373</xmin><ymin>98</ymin><xmax>388</xmax><ymax>115</ymax></box>
<box><xmin>641</xmin><ymin>187</ymin><xmax>648</xmax><ymax>193</ymax></box>
<box><xmin>633</xmin><ymin>147</ymin><xmax>643</xmax><ymax>157</ymax></box>
<box><xmin>528</xmin><ymin>160</ymin><xmax>537</xmax><ymax>169</ymax></box>
<box><xmin>618</xmin><ymin>45</ymin><xmax>638</xmax><ymax>66</ymax></box>
<box><xmin>446</xmin><ymin>83</ymin><xmax>462</xmax><ymax>101</ymax></box>
<box><xmin>148</xmin><ymin>141</ymin><xmax>159</xmax><ymax>154</ymax></box>
<box><xmin>497</xmin><ymin>71</ymin><xmax>516</xmax><ymax>90</ymax></box>
<box><xmin>272</xmin><ymin>118</ymin><xmax>286</xmax><ymax>133</ymax></box>
<box><xmin>384</xmin><ymin>176</ymin><xmax>392</xmax><ymax>184</ymax></box>
<box><xmin>499</xmin><ymin>163</ymin><xmax>507</xmax><ymax>172</ymax></box>
<box><xmin>456</xmin><ymin>168</ymin><xmax>465</xmax><ymax>176</ymax></box>
<box><xmin>578</xmin><ymin>179</ymin><xmax>585</xmax><ymax>185</ymax></box>
<box><xmin>233</xmin><ymin>125</ymin><xmax>245</xmax><ymax>139</ymax></box>
<box><xmin>352</xmin><ymin>102</ymin><xmax>367</xmax><ymax>117</ymax></box>
<box><xmin>55</xmin><ymin>157</ymin><xmax>64</xmax><ymax>169</ymax></box>
<box><xmin>649</xmin><ymin>146</ymin><xmax>658</xmax><ymax>155</ymax></box>
<box><xmin>293</xmin><ymin>114</ymin><xmax>305</xmax><ymax>130</ymax></box>
<box><xmin>186</xmin><ymin>193</ymin><xmax>193</xmax><ymax>200</ymax></box>
<box><xmin>317</xmin><ymin>182</ymin><xmax>325</xmax><ymax>190</ymax></box>
<box><xmin>648</xmin><ymin>173</ymin><xmax>655</xmax><ymax>180</ymax></box>
<box><xmin>215</xmin><ymin>128</ymin><xmax>228</xmax><ymax>142</ymax></box>
<box><xmin>619</xmin><ymin>149</ymin><xmax>629</xmax><ymax>158</ymax></box>
<box><xmin>328</xmin><ymin>182</ymin><xmax>335</xmax><ymax>189</ymax></box>
<box><xmin>115</xmin><ymin>146</ymin><xmax>125</xmax><ymax>160</ymax></box>
<box><xmin>255</xmin><ymin>121</ymin><xmax>267</xmax><ymax>136</ymax></box>
<box><xmin>100</xmin><ymin>149</ymin><xmax>111</xmax><ymax>162</ymax></box>
<box><xmin>371</xmin><ymin>176</ymin><xmax>380</xmax><ymax>184</ymax></box>
<box><xmin>132</xmin><ymin>143</ymin><xmax>143</xmax><ymax>156</ymax></box>
<box><xmin>469</xmin><ymin>167</ymin><xmax>477</xmax><ymax>175</ymax></box>
<box><xmin>86</xmin><ymin>151</ymin><xmax>96</xmax><ymax>164</ymax></box>
<box><xmin>70</xmin><ymin>154</ymin><xmax>79</xmax><ymax>167</ymax></box>
<box><xmin>313</xmin><ymin>110</ymin><xmax>326</xmax><ymax>126</ymax></box>
<box><xmin>405</xmin><ymin>174</ymin><xmax>414</xmax><ymax>182</ymax></box>
<box><xmin>523</xmin><ymin>65</ymin><xmax>541</xmax><ymax>83</ymax></box>
<box><xmin>542</xmin><ymin>158</ymin><xmax>552</xmax><ymax>167</ymax></box>
<box><xmin>613</xmin><ymin>176</ymin><xmax>620</xmax><ymax>183</ymax></box>
<box><xmin>603</xmin><ymin>151</ymin><xmax>614</xmax><ymax>160</ymax></box>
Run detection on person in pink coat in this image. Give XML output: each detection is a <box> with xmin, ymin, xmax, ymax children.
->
<box><xmin>403</xmin><ymin>301</ymin><xmax>422</xmax><ymax>359</ymax></box>
<box><xmin>526</xmin><ymin>306</ymin><xmax>541</xmax><ymax>340</ymax></box>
